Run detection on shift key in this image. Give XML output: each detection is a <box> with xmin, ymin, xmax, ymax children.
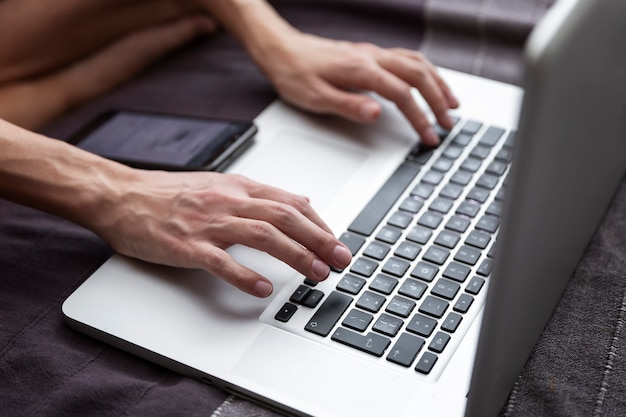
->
<box><xmin>331</xmin><ymin>328</ymin><xmax>391</xmax><ymax>357</ymax></box>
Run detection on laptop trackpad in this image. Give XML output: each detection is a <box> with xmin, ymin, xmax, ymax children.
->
<box><xmin>228</xmin><ymin>129</ymin><xmax>369</xmax><ymax>211</ymax></box>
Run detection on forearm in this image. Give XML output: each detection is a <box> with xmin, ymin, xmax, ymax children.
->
<box><xmin>197</xmin><ymin>0</ymin><xmax>298</xmax><ymax>67</ymax></box>
<box><xmin>0</xmin><ymin>119</ymin><xmax>135</xmax><ymax>232</ymax></box>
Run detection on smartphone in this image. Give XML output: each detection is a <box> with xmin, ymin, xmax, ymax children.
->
<box><xmin>69</xmin><ymin>110</ymin><xmax>257</xmax><ymax>171</ymax></box>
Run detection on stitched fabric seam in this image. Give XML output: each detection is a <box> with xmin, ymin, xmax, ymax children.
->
<box><xmin>592</xmin><ymin>281</ymin><xmax>626</xmax><ymax>417</ymax></box>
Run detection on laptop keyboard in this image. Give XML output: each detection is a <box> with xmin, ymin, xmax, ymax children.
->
<box><xmin>271</xmin><ymin>117</ymin><xmax>514</xmax><ymax>377</ymax></box>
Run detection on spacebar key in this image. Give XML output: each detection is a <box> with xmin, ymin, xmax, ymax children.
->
<box><xmin>304</xmin><ymin>291</ymin><xmax>352</xmax><ymax>336</ymax></box>
<box><xmin>348</xmin><ymin>162</ymin><xmax>421</xmax><ymax>236</ymax></box>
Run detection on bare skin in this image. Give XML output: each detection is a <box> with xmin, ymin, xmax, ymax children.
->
<box><xmin>0</xmin><ymin>0</ymin><xmax>459</xmax><ymax>297</ymax></box>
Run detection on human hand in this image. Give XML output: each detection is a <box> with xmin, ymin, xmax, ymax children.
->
<box><xmin>255</xmin><ymin>33</ymin><xmax>459</xmax><ymax>147</ymax></box>
<box><xmin>93</xmin><ymin>170</ymin><xmax>352</xmax><ymax>298</ymax></box>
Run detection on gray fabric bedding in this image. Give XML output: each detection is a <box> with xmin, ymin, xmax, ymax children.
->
<box><xmin>2</xmin><ymin>1</ymin><xmax>624</xmax><ymax>416</ymax></box>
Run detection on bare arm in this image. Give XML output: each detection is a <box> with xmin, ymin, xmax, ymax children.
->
<box><xmin>199</xmin><ymin>0</ymin><xmax>459</xmax><ymax>146</ymax></box>
<box><xmin>0</xmin><ymin>119</ymin><xmax>351</xmax><ymax>297</ymax></box>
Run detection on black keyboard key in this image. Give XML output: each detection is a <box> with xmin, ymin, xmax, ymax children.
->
<box><xmin>382</xmin><ymin>257</ymin><xmax>410</xmax><ymax>277</ymax></box>
<box><xmin>445</xmin><ymin>215</ymin><xmax>471</xmax><ymax>233</ymax></box>
<box><xmin>369</xmin><ymin>274</ymin><xmax>399</xmax><ymax>295</ymax></box>
<box><xmin>466</xmin><ymin>276</ymin><xmax>486</xmax><ymax>295</ymax></box>
<box><xmin>419</xmin><ymin>295</ymin><xmax>449</xmax><ymax>318</ymax></box>
<box><xmin>415</xmin><ymin>351</ymin><xmax>438</xmax><ymax>374</ymax></box>
<box><xmin>373</xmin><ymin>313</ymin><xmax>404</xmax><ymax>337</ymax></box>
<box><xmin>434</xmin><ymin>230</ymin><xmax>461</xmax><ymax>249</ymax></box>
<box><xmin>388</xmin><ymin>211</ymin><xmax>413</xmax><ymax>229</ymax></box>
<box><xmin>387</xmin><ymin>333</ymin><xmax>425</xmax><ymax>367</ymax></box>
<box><xmin>430</xmin><ymin>197</ymin><xmax>454</xmax><ymax>214</ymax></box>
<box><xmin>454</xmin><ymin>245</ymin><xmax>482</xmax><ymax>266</ymax></box>
<box><xmin>275</xmin><ymin>303</ymin><xmax>298</xmax><ymax>322</ymax></box>
<box><xmin>465</xmin><ymin>230</ymin><xmax>492</xmax><ymax>249</ymax></box>
<box><xmin>428</xmin><ymin>331</ymin><xmax>451</xmax><ymax>353</ymax></box>
<box><xmin>432</xmin><ymin>157</ymin><xmax>455</xmax><ymax>173</ymax></box>
<box><xmin>486</xmin><ymin>201</ymin><xmax>504</xmax><ymax>217</ymax></box>
<box><xmin>470</xmin><ymin>145</ymin><xmax>491</xmax><ymax>160</ymax></box>
<box><xmin>407</xmin><ymin>313</ymin><xmax>438</xmax><ymax>337</ymax></box>
<box><xmin>350</xmin><ymin>257</ymin><xmax>378</xmax><ymax>277</ymax></box>
<box><xmin>441</xmin><ymin>312</ymin><xmax>463</xmax><ymax>333</ymax></box>
<box><xmin>461</xmin><ymin>120</ymin><xmax>482</xmax><ymax>135</ymax></box>
<box><xmin>495</xmin><ymin>147</ymin><xmax>514</xmax><ymax>163</ymax></box>
<box><xmin>363</xmin><ymin>241</ymin><xmax>391</xmax><ymax>260</ymax></box>
<box><xmin>386</xmin><ymin>295</ymin><xmax>416</xmax><ymax>318</ymax></box>
<box><xmin>302</xmin><ymin>289</ymin><xmax>324</xmax><ymax>308</ymax></box>
<box><xmin>442</xmin><ymin>145</ymin><xmax>464</xmax><ymax>160</ymax></box>
<box><xmin>422</xmin><ymin>170</ymin><xmax>445</xmax><ymax>186</ymax></box>
<box><xmin>486</xmin><ymin>160</ymin><xmax>508</xmax><ymax>176</ymax></box>
<box><xmin>466</xmin><ymin>187</ymin><xmax>490</xmax><ymax>203</ymax></box>
<box><xmin>411</xmin><ymin>183</ymin><xmax>435</xmax><ymax>199</ymax></box>
<box><xmin>408</xmin><ymin>147</ymin><xmax>435</xmax><ymax>165</ymax></box>
<box><xmin>348</xmin><ymin>162</ymin><xmax>421</xmax><ymax>236</ymax></box>
<box><xmin>476</xmin><ymin>173</ymin><xmax>500</xmax><ymax>190</ymax></box>
<box><xmin>442</xmin><ymin>262</ymin><xmax>471</xmax><ymax>282</ymax></box>
<box><xmin>476</xmin><ymin>215</ymin><xmax>501</xmax><ymax>233</ymax></box>
<box><xmin>410</xmin><ymin>261</ymin><xmax>439</xmax><ymax>282</ymax></box>
<box><xmin>399</xmin><ymin>197</ymin><xmax>424</xmax><ymax>213</ymax></box>
<box><xmin>290</xmin><ymin>285</ymin><xmax>311</xmax><ymax>304</ymax></box>
<box><xmin>394</xmin><ymin>241</ymin><xmax>422</xmax><ymax>261</ymax></box>
<box><xmin>456</xmin><ymin>200</ymin><xmax>481</xmax><ymax>218</ymax></box>
<box><xmin>418</xmin><ymin>211</ymin><xmax>443</xmax><ymax>229</ymax></box>
<box><xmin>336</xmin><ymin>274</ymin><xmax>366</xmax><ymax>295</ymax></box>
<box><xmin>439</xmin><ymin>183</ymin><xmax>464</xmax><ymax>200</ymax></box>
<box><xmin>450</xmin><ymin>170</ymin><xmax>473</xmax><ymax>186</ymax></box>
<box><xmin>406</xmin><ymin>226</ymin><xmax>433</xmax><ymax>244</ymax></box>
<box><xmin>452</xmin><ymin>132</ymin><xmax>473</xmax><ymax>147</ymax></box>
<box><xmin>342</xmin><ymin>309</ymin><xmax>373</xmax><ymax>332</ymax></box>
<box><xmin>376</xmin><ymin>226</ymin><xmax>403</xmax><ymax>244</ymax></box>
<box><xmin>478</xmin><ymin>126</ymin><xmax>505</xmax><ymax>147</ymax></box>
<box><xmin>432</xmin><ymin>278</ymin><xmax>460</xmax><ymax>300</ymax></box>
<box><xmin>339</xmin><ymin>232</ymin><xmax>366</xmax><ymax>256</ymax></box>
<box><xmin>453</xmin><ymin>293</ymin><xmax>474</xmax><ymax>314</ymax></box>
<box><xmin>356</xmin><ymin>291</ymin><xmax>386</xmax><ymax>313</ymax></box>
<box><xmin>460</xmin><ymin>157</ymin><xmax>482</xmax><ymax>173</ymax></box>
<box><xmin>476</xmin><ymin>258</ymin><xmax>494</xmax><ymax>277</ymax></box>
<box><xmin>331</xmin><ymin>328</ymin><xmax>391</xmax><ymax>357</ymax></box>
<box><xmin>398</xmin><ymin>278</ymin><xmax>428</xmax><ymax>300</ymax></box>
<box><xmin>305</xmin><ymin>291</ymin><xmax>352</xmax><ymax>336</ymax></box>
<box><xmin>422</xmin><ymin>246</ymin><xmax>450</xmax><ymax>265</ymax></box>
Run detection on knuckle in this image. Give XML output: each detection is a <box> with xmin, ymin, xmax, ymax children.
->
<box><xmin>249</xmin><ymin>221</ymin><xmax>275</xmax><ymax>244</ymax></box>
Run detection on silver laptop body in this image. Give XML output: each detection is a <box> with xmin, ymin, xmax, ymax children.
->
<box><xmin>63</xmin><ymin>0</ymin><xmax>626</xmax><ymax>416</ymax></box>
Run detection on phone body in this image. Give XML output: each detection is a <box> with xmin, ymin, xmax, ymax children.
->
<box><xmin>68</xmin><ymin>110</ymin><xmax>257</xmax><ymax>171</ymax></box>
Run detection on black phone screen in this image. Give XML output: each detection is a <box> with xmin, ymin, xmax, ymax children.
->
<box><xmin>72</xmin><ymin>111</ymin><xmax>256</xmax><ymax>170</ymax></box>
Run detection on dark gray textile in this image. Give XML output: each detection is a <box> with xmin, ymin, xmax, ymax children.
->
<box><xmin>1</xmin><ymin>1</ymin><xmax>624</xmax><ymax>416</ymax></box>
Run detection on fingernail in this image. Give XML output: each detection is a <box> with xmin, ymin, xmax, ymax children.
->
<box><xmin>358</xmin><ymin>101</ymin><xmax>380</xmax><ymax>121</ymax></box>
<box><xmin>312</xmin><ymin>259</ymin><xmax>330</xmax><ymax>280</ymax></box>
<box><xmin>254</xmin><ymin>280</ymin><xmax>273</xmax><ymax>298</ymax></box>
<box><xmin>333</xmin><ymin>245</ymin><xmax>352</xmax><ymax>267</ymax></box>
<box><xmin>447</xmin><ymin>91</ymin><xmax>460</xmax><ymax>108</ymax></box>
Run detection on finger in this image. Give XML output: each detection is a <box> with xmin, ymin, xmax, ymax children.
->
<box><xmin>377</xmin><ymin>51</ymin><xmax>456</xmax><ymax>130</ymax></box>
<box><xmin>288</xmin><ymin>76</ymin><xmax>383</xmax><ymax>125</ymax></box>
<box><xmin>233</xmin><ymin>200</ymin><xmax>352</xmax><ymax>273</ymax></box>
<box><xmin>200</xmin><ymin>245</ymin><xmax>274</xmax><ymax>297</ymax></box>
<box><xmin>346</xmin><ymin>64</ymin><xmax>441</xmax><ymax>146</ymax></box>
<box><xmin>391</xmin><ymin>48</ymin><xmax>460</xmax><ymax>108</ymax></box>
<box><xmin>232</xmin><ymin>174</ymin><xmax>335</xmax><ymax>235</ymax></box>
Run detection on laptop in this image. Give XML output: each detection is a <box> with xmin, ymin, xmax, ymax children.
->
<box><xmin>62</xmin><ymin>0</ymin><xmax>626</xmax><ymax>416</ymax></box>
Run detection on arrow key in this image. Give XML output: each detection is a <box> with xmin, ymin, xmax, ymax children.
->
<box><xmin>386</xmin><ymin>333</ymin><xmax>425</xmax><ymax>367</ymax></box>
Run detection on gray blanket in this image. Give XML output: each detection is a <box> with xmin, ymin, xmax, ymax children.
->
<box><xmin>2</xmin><ymin>1</ymin><xmax>625</xmax><ymax>416</ymax></box>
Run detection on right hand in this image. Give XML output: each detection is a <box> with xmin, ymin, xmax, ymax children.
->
<box><xmin>94</xmin><ymin>170</ymin><xmax>352</xmax><ymax>298</ymax></box>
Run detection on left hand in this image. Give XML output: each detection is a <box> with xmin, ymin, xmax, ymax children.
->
<box><xmin>255</xmin><ymin>32</ymin><xmax>459</xmax><ymax>146</ymax></box>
